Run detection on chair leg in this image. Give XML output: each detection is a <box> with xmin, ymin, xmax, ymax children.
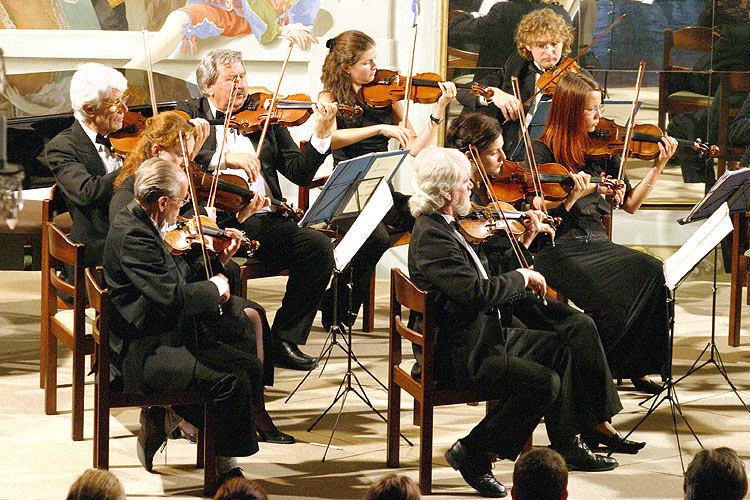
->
<box><xmin>72</xmin><ymin>350</ymin><xmax>86</xmax><ymax>441</ymax></box>
<box><xmin>44</xmin><ymin>336</ymin><xmax>57</xmax><ymax>415</ymax></box>
<box><xmin>418</xmin><ymin>403</ymin><xmax>434</xmax><ymax>495</ymax></box>
<box><xmin>386</xmin><ymin>383</ymin><xmax>401</xmax><ymax>468</ymax></box>
<box><xmin>362</xmin><ymin>272</ymin><xmax>376</xmax><ymax>332</ymax></box>
<box><xmin>95</xmin><ymin>402</ymin><xmax>110</xmax><ymax>469</ymax></box>
<box><xmin>413</xmin><ymin>399</ymin><xmax>421</xmax><ymax>426</ymax></box>
<box><xmin>202</xmin><ymin>403</ymin><xmax>217</xmax><ymax>497</ymax></box>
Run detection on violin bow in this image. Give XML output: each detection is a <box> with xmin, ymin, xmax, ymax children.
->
<box><xmin>142</xmin><ymin>29</ymin><xmax>159</xmax><ymax>117</ymax></box>
<box><xmin>468</xmin><ymin>145</ymin><xmax>530</xmax><ymax>270</ymax></box>
<box><xmin>256</xmin><ymin>40</ymin><xmax>295</xmax><ymax>158</ymax></box>
<box><xmin>511</xmin><ymin>76</ymin><xmax>549</xmax><ymax>216</ymax></box>
<box><xmin>209</xmin><ymin>76</ymin><xmax>243</xmax><ymax>208</ymax></box>
<box><xmin>523</xmin><ymin>13</ymin><xmax>626</xmax><ymax>108</ymax></box>
<box><xmin>179</xmin><ymin>131</ymin><xmax>213</xmax><ymax>281</ymax></box>
<box><xmin>616</xmin><ymin>61</ymin><xmax>646</xmax><ymax>184</ymax></box>
<box><xmin>400</xmin><ymin>7</ymin><xmax>419</xmax><ymax>129</ymax></box>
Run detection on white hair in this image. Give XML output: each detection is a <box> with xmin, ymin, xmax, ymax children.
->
<box><xmin>69</xmin><ymin>63</ymin><xmax>128</xmax><ymax>122</ymax></box>
<box><xmin>409</xmin><ymin>146</ymin><xmax>471</xmax><ymax>217</ymax></box>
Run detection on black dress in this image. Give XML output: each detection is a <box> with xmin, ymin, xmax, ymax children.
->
<box><xmin>530</xmin><ymin>140</ymin><xmax>670</xmax><ymax>380</ymax></box>
<box><xmin>321</xmin><ymin>103</ymin><xmax>414</xmax><ymax>325</ymax></box>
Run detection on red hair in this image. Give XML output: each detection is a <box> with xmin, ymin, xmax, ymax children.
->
<box><xmin>541</xmin><ymin>72</ymin><xmax>602</xmax><ymax>169</ymax></box>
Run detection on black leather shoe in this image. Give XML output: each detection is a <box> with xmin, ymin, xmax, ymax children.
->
<box><xmin>445</xmin><ymin>440</ymin><xmax>507</xmax><ymax>498</ymax></box>
<box><xmin>631</xmin><ymin>378</ymin><xmax>663</xmax><ymax>395</ymax></box>
<box><xmin>137</xmin><ymin>407</ymin><xmax>167</xmax><ymax>472</ymax></box>
<box><xmin>272</xmin><ymin>341</ymin><xmax>317</xmax><ymax>371</ymax></box>
<box><xmin>552</xmin><ymin>436</ymin><xmax>618</xmax><ymax>472</ymax></box>
<box><xmin>581</xmin><ymin>429</ymin><xmax>645</xmax><ymax>454</ymax></box>
<box><xmin>257</xmin><ymin>426</ymin><xmax>296</xmax><ymax>444</ymax></box>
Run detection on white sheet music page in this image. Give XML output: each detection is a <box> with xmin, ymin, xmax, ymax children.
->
<box><xmin>664</xmin><ymin>202</ymin><xmax>733</xmax><ymax>290</ymax></box>
<box><xmin>334</xmin><ymin>180</ymin><xmax>394</xmax><ymax>272</ymax></box>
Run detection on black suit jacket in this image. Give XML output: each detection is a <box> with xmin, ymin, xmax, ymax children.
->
<box><xmin>103</xmin><ymin>200</ymin><xmax>222</xmax><ymax>392</ymax></box>
<box><xmin>176</xmin><ymin>97</ymin><xmax>329</xmax><ymax>200</ymax></box>
<box><xmin>407</xmin><ymin>213</ymin><xmax>527</xmax><ymax>383</ymax></box>
<box><xmin>44</xmin><ymin>120</ymin><xmax>120</xmax><ymax>267</ymax></box>
<box><xmin>448</xmin><ymin>0</ymin><xmax>571</xmax><ymax>81</ymax></box>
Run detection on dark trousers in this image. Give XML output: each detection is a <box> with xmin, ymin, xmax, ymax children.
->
<box><xmin>461</xmin><ymin>344</ymin><xmax>559</xmax><ymax>460</ymax></box>
<box><xmin>141</xmin><ymin>339</ymin><xmax>263</xmax><ymax>458</ymax></box>
<box><xmin>234</xmin><ymin>212</ymin><xmax>334</xmax><ymax>345</ymax></box>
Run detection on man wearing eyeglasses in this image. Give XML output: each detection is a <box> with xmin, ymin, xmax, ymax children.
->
<box><xmin>44</xmin><ymin>62</ymin><xmax>129</xmax><ymax>270</ymax></box>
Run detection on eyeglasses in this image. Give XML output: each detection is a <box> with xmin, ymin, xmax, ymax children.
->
<box><xmin>583</xmin><ymin>104</ymin><xmax>605</xmax><ymax>116</ymax></box>
<box><xmin>170</xmin><ymin>196</ymin><xmax>190</xmax><ymax>207</ymax></box>
<box><xmin>102</xmin><ymin>94</ymin><xmax>130</xmax><ymax>111</ymax></box>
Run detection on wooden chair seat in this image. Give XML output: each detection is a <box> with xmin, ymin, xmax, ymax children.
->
<box><xmin>387</xmin><ymin>268</ymin><xmax>502</xmax><ymax>495</ymax></box>
<box><xmin>85</xmin><ymin>267</ymin><xmax>217</xmax><ymax>496</ymax></box>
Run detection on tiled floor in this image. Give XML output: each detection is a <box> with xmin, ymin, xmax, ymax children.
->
<box><xmin>2</xmin><ymin>264</ymin><xmax>749</xmax><ymax>500</ymax></box>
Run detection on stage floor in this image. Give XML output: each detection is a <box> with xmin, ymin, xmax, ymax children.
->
<box><xmin>1</xmin><ymin>268</ymin><xmax>749</xmax><ymax>500</ymax></box>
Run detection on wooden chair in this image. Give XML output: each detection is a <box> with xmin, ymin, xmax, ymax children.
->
<box><xmin>387</xmin><ymin>268</ymin><xmax>501</xmax><ymax>495</ymax></box>
<box><xmin>728</xmin><ymin>211</ymin><xmax>750</xmax><ymax>347</ymax></box>
<box><xmin>84</xmin><ymin>267</ymin><xmax>217</xmax><ymax>496</ymax></box>
<box><xmin>658</xmin><ymin>26</ymin><xmax>720</xmax><ymax>131</ymax></box>
<box><xmin>40</xmin><ymin>221</ymin><xmax>95</xmax><ymax>441</ymax></box>
<box><xmin>40</xmin><ymin>184</ymin><xmax>73</xmax><ymax>389</ymax></box>
<box><xmin>715</xmin><ymin>72</ymin><xmax>750</xmax><ymax>177</ymax></box>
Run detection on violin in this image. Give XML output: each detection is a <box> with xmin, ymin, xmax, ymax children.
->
<box><xmin>214</xmin><ymin>92</ymin><xmax>362</xmax><ymax>135</ymax></box>
<box><xmin>109</xmin><ymin>110</ymin><xmax>150</xmax><ymax>154</ymax></box>
<box><xmin>534</xmin><ymin>58</ymin><xmax>582</xmax><ymax>98</ymax></box>
<box><xmin>457</xmin><ymin>201</ymin><xmax>561</xmax><ymax>244</ymax></box>
<box><xmin>360</xmin><ymin>69</ymin><xmax>493</xmax><ymax>108</ymax></box>
<box><xmin>164</xmin><ymin>215</ymin><xmax>260</xmax><ymax>256</ymax></box>
<box><xmin>586</xmin><ymin>117</ymin><xmax>720</xmax><ymax>160</ymax></box>
<box><xmin>187</xmin><ymin>161</ymin><xmax>303</xmax><ymax>220</ymax></box>
<box><xmin>488</xmin><ymin>160</ymin><xmax>625</xmax><ymax>203</ymax></box>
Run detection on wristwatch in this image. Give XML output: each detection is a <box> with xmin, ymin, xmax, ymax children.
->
<box><xmin>429</xmin><ymin>114</ymin><xmax>443</xmax><ymax>125</ymax></box>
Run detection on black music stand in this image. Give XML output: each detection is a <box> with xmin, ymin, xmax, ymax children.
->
<box><xmin>289</xmin><ymin>150</ymin><xmax>413</xmax><ymax>459</ymax></box>
<box><xmin>673</xmin><ymin>168</ymin><xmax>750</xmax><ymax>412</ymax></box>
<box><xmin>620</xmin><ymin>201</ymin><xmax>735</xmax><ymax>470</ymax></box>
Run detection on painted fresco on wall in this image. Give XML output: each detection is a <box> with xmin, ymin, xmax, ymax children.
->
<box><xmin>0</xmin><ymin>0</ymin><xmax>322</xmax><ymax>117</ymax></box>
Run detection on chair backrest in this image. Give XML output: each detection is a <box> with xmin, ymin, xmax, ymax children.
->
<box><xmin>390</xmin><ymin>268</ymin><xmax>436</xmax><ymax>389</ymax></box>
<box><xmin>663</xmin><ymin>26</ymin><xmax>719</xmax><ymax>71</ymax></box>
<box><xmin>715</xmin><ymin>72</ymin><xmax>750</xmax><ymax>167</ymax></box>
<box><xmin>44</xmin><ymin>221</ymin><xmax>86</xmax><ymax>319</ymax></box>
<box><xmin>85</xmin><ymin>267</ymin><xmax>112</xmax><ymax>394</ymax></box>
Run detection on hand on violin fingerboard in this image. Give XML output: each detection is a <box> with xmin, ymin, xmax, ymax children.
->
<box><xmin>312</xmin><ymin>102</ymin><xmax>338</xmax><ymax>139</ymax></box>
<box><xmin>189</xmin><ymin>118</ymin><xmax>211</xmax><ymax>156</ymax></box>
<box><xmin>435</xmin><ymin>81</ymin><xmax>457</xmax><ymax>112</ymax></box>
<box><xmin>563</xmin><ymin>170</ymin><xmax>593</xmax><ymax>211</ymax></box>
<box><xmin>654</xmin><ymin>136</ymin><xmax>679</xmax><ymax>169</ymax></box>
<box><xmin>519</xmin><ymin>210</ymin><xmax>555</xmax><ymax>248</ymax></box>
<box><xmin>236</xmin><ymin>191</ymin><xmax>271</xmax><ymax>224</ymax></box>
<box><xmin>224</xmin><ymin>152</ymin><xmax>261</xmax><ymax>182</ymax></box>
<box><xmin>217</xmin><ymin>227</ymin><xmax>245</xmax><ymax>265</ymax></box>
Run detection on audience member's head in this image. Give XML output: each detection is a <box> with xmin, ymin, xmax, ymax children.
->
<box><xmin>66</xmin><ymin>469</ymin><xmax>125</xmax><ymax>500</ymax></box>
<box><xmin>213</xmin><ymin>477</ymin><xmax>269</xmax><ymax>500</ymax></box>
<box><xmin>511</xmin><ymin>449</ymin><xmax>568</xmax><ymax>500</ymax></box>
<box><xmin>364</xmin><ymin>474</ymin><xmax>420</xmax><ymax>500</ymax></box>
<box><xmin>684</xmin><ymin>447</ymin><xmax>748</xmax><ymax>500</ymax></box>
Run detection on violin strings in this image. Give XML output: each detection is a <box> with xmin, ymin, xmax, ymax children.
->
<box><xmin>469</xmin><ymin>145</ymin><xmax>530</xmax><ymax>269</ymax></box>
<box><xmin>180</xmin><ymin>130</ymin><xmax>214</xmax><ymax>281</ymax></box>
<box><xmin>511</xmin><ymin>76</ymin><xmax>548</xmax><ymax>215</ymax></box>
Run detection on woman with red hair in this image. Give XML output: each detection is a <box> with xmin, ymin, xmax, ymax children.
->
<box><xmin>531</xmin><ymin>72</ymin><xmax>678</xmax><ymax>396</ymax></box>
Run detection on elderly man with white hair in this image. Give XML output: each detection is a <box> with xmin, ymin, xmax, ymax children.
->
<box><xmin>407</xmin><ymin>147</ymin><xmax>622</xmax><ymax>498</ymax></box>
<box><xmin>44</xmin><ymin>62</ymin><xmax>128</xmax><ymax>269</ymax></box>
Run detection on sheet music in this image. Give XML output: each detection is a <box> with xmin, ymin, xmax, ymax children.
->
<box><xmin>680</xmin><ymin>167</ymin><xmax>750</xmax><ymax>223</ymax></box>
<box><xmin>334</xmin><ymin>181</ymin><xmax>394</xmax><ymax>271</ymax></box>
<box><xmin>664</xmin><ymin>202</ymin><xmax>733</xmax><ymax>290</ymax></box>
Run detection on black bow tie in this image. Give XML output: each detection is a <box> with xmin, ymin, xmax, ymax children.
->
<box><xmin>214</xmin><ymin>110</ymin><xmax>226</xmax><ymax>120</ymax></box>
<box><xmin>95</xmin><ymin>134</ymin><xmax>112</xmax><ymax>150</ymax></box>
